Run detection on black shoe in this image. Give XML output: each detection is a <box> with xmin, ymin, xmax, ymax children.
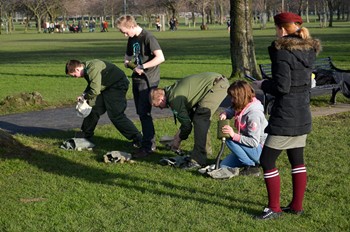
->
<box><xmin>151</xmin><ymin>140</ymin><xmax>157</xmax><ymax>152</ymax></box>
<box><xmin>132</xmin><ymin>140</ymin><xmax>142</xmax><ymax>149</ymax></box>
<box><xmin>132</xmin><ymin>134</ymin><xmax>143</xmax><ymax>149</ymax></box>
<box><xmin>281</xmin><ymin>206</ymin><xmax>304</xmax><ymax>215</ymax></box>
<box><xmin>181</xmin><ymin>159</ymin><xmax>201</xmax><ymax>170</ymax></box>
<box><xmin>75</xmin><ymin>132</ymin><xmax>94</xmax><ymax>142</ymax></box>
<box><xmin>255</xmin><ymin>208</ymin><xmax>282</xmax><ymax>220</ymax></box>
<box><xmin>132</xmin><ymin>148</ymin><xmax>152</xmax><ymax>159</ymax></box>
<box><xmin>75</xmin><ymin>131</ymin><xmax>87</xmax><ymax>138</ymax></box>
<box><xmin>240</xmin><ymin>165</ymin><xmax>260</xmax><ymax>177</ymax></box>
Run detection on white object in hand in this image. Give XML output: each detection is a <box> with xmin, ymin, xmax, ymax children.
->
<box><xmin>76</xmin><ymin>100</ymin><xmax>92</xmax><ymax>118</ymax></box>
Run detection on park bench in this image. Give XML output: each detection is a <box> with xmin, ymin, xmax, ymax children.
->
<box><xmin>258</xmin><ymin>57</ymin><xmax>350</xmax><ymax>113</ymax></box>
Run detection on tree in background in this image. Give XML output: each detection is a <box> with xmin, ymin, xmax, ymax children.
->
<box><xmin>325</xmin><ymin>0</ymin><xmax>350</xmax><ymax>26</ymax></box>
<box><xmin>229</xmin><ymin>0</ymin><xmax>260</xmax><ymax>79</ymax></box>
<box><xmin>216</xmin><ymin>0</ymin><xmax>228</xmax><ymax>25</ymax></box>
<box><xmin>2</xmin><ymin>0</ymin><xmax>350</xmax><ymax>35</ymax></box>
<box><xmin>22</xmin><ymin>0</ymin><xmax>55</xmax><ymax>33</ymax></box>
<box><xmin>0</xmin><ymin>0</ymin><xmax>21</xmax><ymax>34</ymax></box>
<box><xmin>136</xmin><ymin>0</ymin><xmax>164</xmax><ymax>29</ymax></box>
<box><xmin>182</xmin><ymin>0</ymin><xmax>199</xmax><ymax>28</ymax></box>
<box><xmin>198</xmin><ymin>0</ymin><xmax>211</xmax><ymax>30</ymax></box>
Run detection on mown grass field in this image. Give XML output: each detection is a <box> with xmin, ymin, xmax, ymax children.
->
<box><xmin>0</xmin><ymin>19</ymin><xmax>349</xmax><ymax>114</ymax></box>
<box><xmin>0</xmin><ymin>20</ymin><xmax>349</xmax><ymax>231</ymax></box>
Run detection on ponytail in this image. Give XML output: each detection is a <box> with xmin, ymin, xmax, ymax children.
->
<box><xmin>281</xmin><ymin>22</ymin><xmax>312</xmax><ymax>40</ymax></box>
<box><xmin>296</xmin><ymin>27</ymin><xmax>311</xmax><ymax>40</ymax></box>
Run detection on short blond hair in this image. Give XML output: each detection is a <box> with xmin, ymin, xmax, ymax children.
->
<box><xmin>150</xmin><ymin>88</ymin><xmax>165</xmax><ymax>106</ymax></box>
<box><xmin>115</xmin><ymin>15</ymin><xmax>137</xmax><ymax>29</ymax></box>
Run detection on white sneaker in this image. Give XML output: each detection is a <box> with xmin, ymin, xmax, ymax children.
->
<box><xmin>198</xmin><ymin>164</ymin><xmax>216</xmax><ymax>174</ymax></box>
<box><xmin>207</xmin><ymin>167</ymin><xmax>240</xmax><ymax>179</ymax></box>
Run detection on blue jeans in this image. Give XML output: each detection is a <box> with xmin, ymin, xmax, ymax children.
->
<box><xmin>220</xmin><ymin>140</ymin><xmax>262</xmax><ymax>168</ymax></box>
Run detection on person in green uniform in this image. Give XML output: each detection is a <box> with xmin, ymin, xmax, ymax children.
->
<box><xmin>65</xmin><ymin>59</ymin><xmax>142</xmax><ymax>147</ymax></box>
<box><xmin>150</xmin><ymin>72</ymin><xmax>230</xmax><ymax>169</ymax></box>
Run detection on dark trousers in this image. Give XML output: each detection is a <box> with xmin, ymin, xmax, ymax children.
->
<box><xmin>82</xmin><ymin>83</ymin><xmax>140</xmax><ymax>141</ymax></box>
<box><xmin>132</xmin><ymin>80</ymin><xmax>158</xmax><ymax>151</ymax></box>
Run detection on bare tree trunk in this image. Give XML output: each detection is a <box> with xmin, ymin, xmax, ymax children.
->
<box><xmin>336</xmin><ymin>2</ymin><xmax>341</xmax><ymax>20</ymax></box>
<box><xmin>0</xmin><ymin>4</ymin><xmax>2</xmax><ymax>35</ymax></box>
<box><xmin>110</xmin><ymin>2</ymin><xmax>115</xmax><ymax>29</ymax></box>
<box><xmin>230</xmin><ymin>0</ymin><xmax>260</xmax><ymax>79</ymax></box>
<box><xmin>147</xmin><ymin>15</ymin><xmax>152</xmax><ymax>29</ymax></box>
<box><xmin>218</xmin><ymin>0</ymin><xmax>224</xmax><ymax>25</ymax></box>
<box><xmin>191</xmin><ymin>11</ymin><xmax>196</xmax><ymax>27</ymax></box>
<box><xmin>8</xmin><ymin>13</ymin><xmax>13</xmax><ymax>33</ymax></box>
<box><xmin>200</xmin><ymin>2</ymin><xmax>208</xmax><ymax>30</ymax></box>
<box><xmin>327</xmin><ymin>0</ymin><xmax>333</xmax><ymax>27</ymax></box>
<box><xmin>201</xmin><ymin>3</ymin><xmax>205</xmax><ymax>25</ymax></box>
<box><xmin>306</xmin><ymin>0</ymin><xmax>309</xmax><ymax>23</ymax></box>
<box><xmin>298</xmin><ymin>0</ymin><xmax>304</xmax><ymax>15</ymax></box>
<box><xmin>209</xmin><ymin>8</ymin><xmax>214</xmax><ymax>24</ymax></box>
<box><xmin>37</xmin><ymin>17</ymin><xmax>41</xmax><ymax>33</ymax></box>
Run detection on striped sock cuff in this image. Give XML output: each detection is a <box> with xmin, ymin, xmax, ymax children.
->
<box><xmin>291</xmin><ymin>166</ymin><xmax>306</xmax><ymax>174</ymax></box>
<box><xmin>264</xmin><ymin>169</ymin><xmax>279</xmax><ymax>179</ymax></box>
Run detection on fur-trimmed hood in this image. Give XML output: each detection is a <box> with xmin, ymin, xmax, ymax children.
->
<box><xmin>274</xmin><ymin>36</ymin><xmax>322</xmax><ymax>55</ymax></box>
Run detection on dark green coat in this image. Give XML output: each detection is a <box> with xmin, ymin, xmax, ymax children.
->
<box><xmin>83</xmin><ymin>59</ymin><xmax>129</xmax><ymax>106</ymax></box>
<box><xmin>164</xmin><ymin>72</ymin><xmax>224</xmax><ymax>140</ymax></box>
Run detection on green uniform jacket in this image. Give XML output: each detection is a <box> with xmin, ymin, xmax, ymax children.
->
<box><xmin>164</xmin><ymin>72</ymin><xmax>224</xmax><ymax>140</ymax></box>
<box><xmin>83</xmin><ymin>59</ymin><xmax>129</xmax><ymax>106</ymax></box>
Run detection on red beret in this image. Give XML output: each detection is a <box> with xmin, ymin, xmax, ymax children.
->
<box><xmin>274</xmin><ymin>12</ymin><xmax>303</xmax><ymax>25</ymax></box>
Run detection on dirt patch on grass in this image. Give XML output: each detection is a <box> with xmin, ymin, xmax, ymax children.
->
<box><xmin>0</xmin><ymin>92</ymin><xmax>47</xmax><ymax>111</ymax></box>
<box><xmin>0</xmin><ymin>129</ymin><xmax>31</xmax><ymax>158</ymax></box>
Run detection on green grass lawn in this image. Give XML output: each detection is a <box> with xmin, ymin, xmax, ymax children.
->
<box><xmin>0</xmin><ymin>20</ymin><xmax>350</xmax><ymax>231</ymax></box>
<box><xmin>0</xmin><ymin>20</ymin><xmax>349</xmax><ymax>114</ymax></box>
<box><xmin>0</xmin><ymin>112</ymin><xmax>349</xmax><ymax>231</ymax></box>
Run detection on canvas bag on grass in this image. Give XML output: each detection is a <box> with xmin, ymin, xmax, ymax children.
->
<box><xmin>60</xmin><ymin>138</ymin><xmax>95</xmax><ymax>151</ymax></box>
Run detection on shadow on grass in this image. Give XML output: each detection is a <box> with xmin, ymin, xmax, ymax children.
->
<box><xmin>0</xmin><ymin>121</ymin><xmax>67</xmax><ymax>135</ymax></box>
<box><xmin>0</xmin><ymin>72</ymin><xmax>66</xmax><ymax>78</ymax></box>
<box><xmin>0</xmin><ymin>72</ymin><xmax>183</xmax><ymax>83</ymax></box>
<box><xmin>1</xmin><ymin>130</ymin><xmax>261</xmax><ymax>216</ymax></box>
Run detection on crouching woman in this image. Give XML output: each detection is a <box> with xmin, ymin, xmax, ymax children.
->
<box><xmin>219</xmin><ymin>80</ymin><xmax>268</xmax><ymax>176</ymax></box>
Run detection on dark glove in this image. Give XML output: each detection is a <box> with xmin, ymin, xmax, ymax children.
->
<box><xmin>126</xmin><ymin>62</ymin><xmax>137</xmax><ymax>70</ymax></box>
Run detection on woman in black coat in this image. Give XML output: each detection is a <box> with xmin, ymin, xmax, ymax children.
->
<box><xmin>254</xmin><ymin>12</ymin><xmax>322</xmax><ymax>220</ymax></box>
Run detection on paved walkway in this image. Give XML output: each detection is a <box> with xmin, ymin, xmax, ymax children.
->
<box><xmin>310</xmin><ymin>103</ymin><xmax>350</xmax><ymax>117</ymax></box>
<box><xmin>0</xmin><ymin>98</ymin><xmax>349</xmax><ymax>136</ymax></box>
<box><xmin>0</xmin><ymin>99</ymin><xmax>173</xmax><ymax>135</ymax></box>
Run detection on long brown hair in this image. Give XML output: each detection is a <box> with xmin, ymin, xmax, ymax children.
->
<box><xmin>227</xmin><ymin>80</ymin><xmax>255</xmax><ymax>112</ymax></box>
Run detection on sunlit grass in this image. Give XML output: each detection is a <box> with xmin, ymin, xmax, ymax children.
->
<box><xmin>0</xmin><ymin>20</ymin><xmax>350</xmax><ymax>231</ymax></box>
<box><xmin>0</xmin><ymin>111</ymin><xmax>349</xmax><ymax>231</ymax></box>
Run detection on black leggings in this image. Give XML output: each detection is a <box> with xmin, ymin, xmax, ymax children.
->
<box><xmin>260</xmin><ymin>146</ymin><xmax>305</xmax><ymax>171</ymax></box>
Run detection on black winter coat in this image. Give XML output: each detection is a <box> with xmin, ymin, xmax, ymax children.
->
<box><xmin>261</xmin><ymin>35</ymin><xmax>322</xmax><ymax>136</ymax></box>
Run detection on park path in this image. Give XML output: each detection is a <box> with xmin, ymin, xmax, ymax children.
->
<box><xmin>0</xmin><ymin>98</ymin><xmax>349</xmax><ymax>136</ymax></box>
<box><xmin>0</xmin><ymin>99</ymin><xmax>172</xmax><ymax>135</ymax></box>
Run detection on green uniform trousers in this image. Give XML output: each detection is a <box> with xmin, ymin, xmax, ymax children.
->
<box><xmin>191</xmin><ymin>77</ymin><xmax>230</xmax><ymax>165</ymax></box>
<box><xmin>81</xmin><ymin>82</ymin><xmax>141</xmax><ymax>142</ymax></box>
